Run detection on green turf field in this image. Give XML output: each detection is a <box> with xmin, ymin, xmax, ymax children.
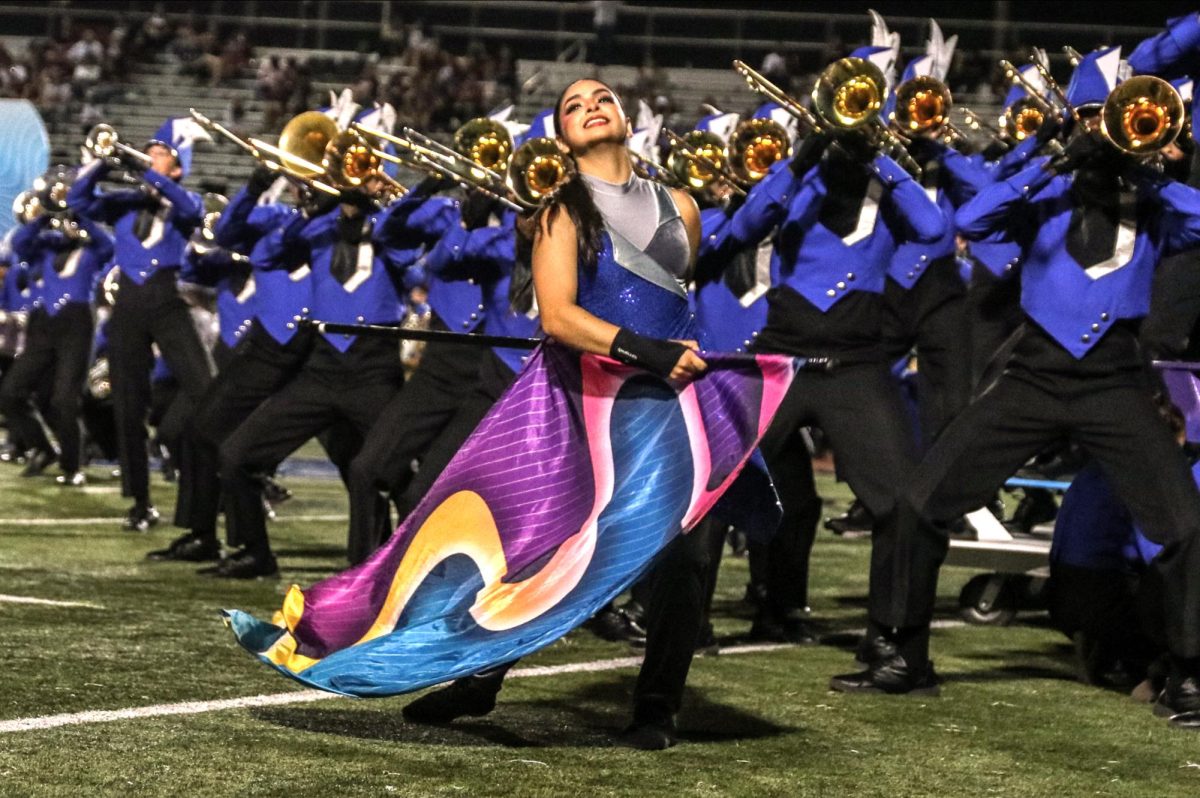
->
<box><xmin>2</xmin><ymin>461</ymin><xmax>1198</xmax><ymax>798</ymax></box>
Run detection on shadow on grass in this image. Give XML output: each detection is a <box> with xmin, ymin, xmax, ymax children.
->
<box><xmin>273</xmin><ymin>546</ymin><xmax>349</xmax><ymax>559</ymax></box>
<box><xmin>251</xmin><ymin>675</ymin><xmax>794</xmax><ymax>748</ymax></box>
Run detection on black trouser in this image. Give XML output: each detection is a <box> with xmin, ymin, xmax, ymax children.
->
<box><xmin>392</xmin><ymin>349</ymin><xmax>510</xmax><ymax>520</ymax></box>
<box><xmin>755</xmin><ymin>359</ymin><xmax>919</xmax><ymax>621</ymax></box>
<box><xmin>882</xmin><ymin>257</ymin><xmax>972</xmax><ymax>448</ymax></box>
<box><xmin>966</xmin><ymin>264</ymin><xmax>1023</xmax><ymax>393</ymax></box>
<box><xmin>347</xmin><ymin>326</ymin><xmax>484</xmax><ymax>563</ymax></box>
<box><xmin>1141</xmin><ymin>248</ymin><xmax>1200</xmax><ymax>360</ymax></box>
<box><xmin>0</xmin><ymin>304</ymin><xmax>93</xmax><ymax>473</ymax></box>
<box><xmin>877</xmin><ymin>337</ymin><xmax>1200</xmax><ymax>658</ymax></box>
<box><xmin>107</xmin><ymin>269</ymin><xmax>215</xmax><ymax>507</ymax></box>
<box><xmin>219</xmin><ymin>335</ymin><xmax>402</xmax><ymax>560</ymax></box>
<box><xmin>454</xmin><ymin>516</ymin><xmax>727</xmax><ymax>725</ymax></box>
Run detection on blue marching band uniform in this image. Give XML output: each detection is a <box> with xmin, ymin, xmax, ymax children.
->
<box><xmin>7</xmin><ymin>7</ymin><xmax>1200</xmax><ymax>734</ymax></box>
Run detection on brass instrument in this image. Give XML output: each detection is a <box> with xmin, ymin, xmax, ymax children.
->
<box><xmin>729</xmin><ymin>117</ymin><xmax>791</xmax><ymax>184</ymax></box>
<box><xmin>323</xmin><ymin>129</ymin><xmax>407</xmax><ymax>199</ymax></box>
<box><xmin>1100</xmin><ymin>75</ymin><xmax>1185</xmax><ymax>155</ymax></box>
<box><xmin>1004</xmin><ymin>96</ymin><xmax>1048</xmax><ymax>141</ymax></box>
<box><xmin>453</xmin><ymin>118</ymin><xmax>515</xmax><ymax>173</ymax></box>
<box><xmin>84</xmin><ymin>123</ymin><xmax>154</xmax><ymax>168</ymax></box>
<box><xmin>665</xmin><ymin>129</ymin><xmax>744</xmax><ymax>195</ymax></box>
<box><xmin>812</xmin><ymin>58</ymin><xmax>923</xmax><ymax>177</ymax></box>
<box><xmin>12</xmin><ymin>190</ymin><xmax>41</xmax><ymax>225</ymax></box>
<box><xmin>353</xmin><ymin>121</ymin><xmax>523</xmax><ymax>210</ymax></box>
<box><xmin>508</xmin><ymin>137</ymin><xmax>575</xmax><ymax>208</ymax></box>
<box><xmin>733</xmin><ymin>59</ymin><xmax>823</xmax><ymax>134</ymax></box>
<box><xmin>892</xmin><ymin>75</ymin><xmax>972</xmax><ymax>144</ymax></box>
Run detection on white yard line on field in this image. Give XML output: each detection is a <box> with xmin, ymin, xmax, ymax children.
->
<box><xmin>0</xmin><ymin>623</ymin><xmax>967</xmax><ymax>734</ymax></box>
<box><xmin>0</xmin><ymin>513</ymin><xmax>349</xmax><ymax>527</ymax></box>
<box><xmin>0</xmin><ymin>594</ymin><xmax>103</xmax><ymax>609</ymax></box>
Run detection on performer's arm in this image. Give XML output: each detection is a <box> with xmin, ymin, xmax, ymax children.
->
<box><xmin>874</xmin><ymin>153</ymin><xmax>946</xmax><ymax>242</ymax></box>
<box><xmin>1129</xmin><ymin>13</ymin><xmax>1200</xmax><ymax>79</ymax></box>
<box><xmin>66</xmin><ymin>160</ymin><xmax>141</xmax><ymax>224</ymax></box>
<box><xmin>141</xmin><ymin>169</ymin><xmax>203</xmax><ymax>233</ymax></box>
<box><xmin>10</xmin><ymin>217</ymin><xmax>51</xmax><ymax>261</ymax></box>
<box><xmin>1139</xmin><ymin>169</ymin><xmax>1200</xmax><ymax>255</ymax></box>
<box><xmin>76</xmin><ymin>216</ymin><xmax>114</xmax><ymax>263</ymax></box>
<box><xmin>425</xmin><ymin>216</ymin><xmax>516</xmax><ymax>284</ymax></box>
<box><xmin>955</xmin><ymin>161</ymin><xmax>1054</xmax><ymax>241</ymax></box>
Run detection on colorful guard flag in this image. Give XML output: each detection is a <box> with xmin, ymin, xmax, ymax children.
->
<box><xmin>225</xmin><ymin>343</ymin><xmax>797</xmax><ymax>696</ymax></box>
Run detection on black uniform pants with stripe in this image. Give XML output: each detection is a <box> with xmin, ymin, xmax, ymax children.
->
<box><xmin>219</xmin><ymin>335</ymin><xmax>402</xmax><ymax>560</ymax></box>
<box><xmin>0</xmin><ymin>304</ymin><xmax>93</xmax><ymax>473</ymax></box>
<box><xmin>875</xmin><ymin>333</ymin><xmax>1200</xmax><ymax>658</ymax></box>
<box><xmin>882</xmin><ymin>256</ymin><xmax>972</xmax><ymax>448</ymax></box>
<box><xmin>346</xmin><ymin>328</ymin><xmax>484</xmax><ymax>564</ymax></box>
<box><xmin>107</xmin><ymin>270</ymin><xmax>215</xmax><ymax>510</ymax></box>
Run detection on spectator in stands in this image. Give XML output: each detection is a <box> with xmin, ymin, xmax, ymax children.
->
<box><xmin>592</xmin><ymin>0</ymin><xmax>621</xmax><ymax>66</ymax></box>
<box><xmin>66</xmin><ymin>29</ymin><xmax>104</xmax><ymax>68</ymax></box>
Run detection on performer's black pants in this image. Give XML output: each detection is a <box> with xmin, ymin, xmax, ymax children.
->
<box><xmin>219</xmin><ymin>335</ymin><xmax>402</xmax><ymax>560</ymax></box>
<box><xmin>393</xmin><ymin>349</ymin><xmax>511</xmax><ymax>519</ymax></box>
<box><xmin>882</xmin><ymin>257</ymin><xmax>972</xmax><ymax>447</ymax></box>
<box><xmin>755</xmin><ymin>359</ymin><xmax>919</xmax><ymax>620</ymax></box>
<box><xmin>0</xmin><ymin>304</ymin><xmax>93</xmax><ymax>473</ymax></box>
<box><xmin>966</xmin><ymin>265</ymin><xmax>1024</xmax><ymax>393</ymax></box>
<box><xmin>460</xmin><ymin>516</ymin><xmax>727</xmax><ymax>725</ymax></box>
<box><xmin>1141</xmin><ymin>248</ymin><xmax>1200</xmax><ymax>360</ymax></box>
<box><xmin>107</xmin><ymin>270</ymin><xmax>215</xmax><ymax>508</ymax></box>
<box><xmin>877</xmin><ymin>330</ymin><xmax>1200</xmax><ymax>658</ymax></box>
<box><xmin>347</xmin><ymin>325</ymin><xmax>483</xmax><ymax>562</ymax></box>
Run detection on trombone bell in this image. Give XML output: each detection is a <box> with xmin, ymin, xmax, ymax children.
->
<box><xmin>1101</xmin><ymin>75</ymin><xmax>1185</xmax><ymax>155</ymax></box>
<box><xmin>894</xmin><ymin>76</ymin><xmax>952</xmax><ymax>134</ymax></box>
<box><xmin>730</xmin><ymin>118</ymin><xmax>790</xmax><ymax>183</ymax></box>
<box><xmin>508</xmin><ymin>137</ymin><xmax>573</xmax><ymax>207</ymax></box>
<box><xmin>454</xmin><ymin>118</ymin><xmax>515</xmax><ymax>173</ymax></box>
<box><xmin>814</xmin><ymin>58</ymin><xmax>884</xmax><ymax>130</ymax></box>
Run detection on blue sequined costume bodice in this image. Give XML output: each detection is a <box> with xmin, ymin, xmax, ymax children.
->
<box><xmin>574</xmin><ymin>178</ymin><xmax>700</xmax><ymax>344</ymax></box>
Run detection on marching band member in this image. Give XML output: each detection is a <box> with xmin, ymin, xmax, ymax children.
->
<box><xmin>844</xmin><ymin>50</ymin><xmax>1200</xmax><ymax>719</ymax></box>
<box><xmin>212</xmin><ymin>172</ymin><xmax>436</xmax><ymax>578</ymax></box>
<box><xmin>0</xmin><ymin>173</ymin><xmax>113</xmax><ymax>486</ymax></box>
<box><xmin>66</xmin><ymin>118</ymin><xmax>216</xmax><ymax>532</ymax></box>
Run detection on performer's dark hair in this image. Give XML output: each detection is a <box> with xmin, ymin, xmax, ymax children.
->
<box><xmin>516</xmin><ymin>79</ymin><xmax>616</xmax><ymax>278</ymax></box>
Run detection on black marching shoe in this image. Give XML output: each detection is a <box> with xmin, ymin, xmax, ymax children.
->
<box><xmin>749</xmin><ymin>611</ymin><xmax>817</xmax><ymax>645</ymax></box>
<box><xmin>855</xmin><ymin>633</ymin><xmax>898</xmax><ymax>666</ymax></box>
<box><xmin>146</xmin><ymin>532</ymin><xmax>222</xmax><ymax>562</ymax></box>
<box><xmin>122</xmin><ymin>503</ymin><xmax>161</xmax><ymax>532</ymax></box>
<box><xmin>1153</xmin><ymin>674</ymin><xmax>1200</xmax><ymax>722</ymax></box>
<box><xmin>21</xmin><ymin>448</ymin><xmax>57</xmax><ymax>477</ymax></box>
<box><xmin>198</xmin><ymin>548</ymin><xmax>278</xmax><ymax>579</ymax></box>
<box><xmin>619</xmin><ymin>716</ymin><xmax>678</xmax><ymax>751</ymax></box>
<box><xmin>402</xmin><ymin>679</ymin><xmax>498</xmax><ymax>724</ymax></box>
<box><xmin>830</xmin><ymin>654</ymin><xmax>941</xmax><ymax>696</ymax></box>
<box><xmin>824</xmin><ymin>500</ymin><xmax>873</xmax><ymax>536</ymax></box>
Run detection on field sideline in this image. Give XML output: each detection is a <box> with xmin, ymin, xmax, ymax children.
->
<box><xmin>2</xmin><ymin>459</ymin><xmax>1198</xmax><ymax>797</ymax></box>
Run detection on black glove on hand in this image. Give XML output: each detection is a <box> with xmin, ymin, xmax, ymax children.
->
<box><xmin>411</xmin><ymin>174</ymin><xmax>457</xmax><ymax>199</ymax></box>
<box><xmin>790</xmin><ymin>131</ymin><xmax>832</xmax><ymax>176</ymax></box>
<box><xmin>1049</xmin><ymin>131</ymin><xmax>1107</xmax><ymax>174</ymax></box>
<box><xmin>339</xmin><ymin>188</ymin><xmax>378</xmax><ymax>212</ymax></box>
<box><xmin>609</xmin><ymin>328</ymin><xmax>689</xmax><ymax>379</ymax></box>
<box><xmin>246</xmin><ymin>165</ymin><xmax>277</xmax><ymax>196</ymax></box>
<box><xmin>460</xmin><ymin>192</ymin><xmax>498</xmax><ymax>230</ymax></box>
<box><xmin>1034</xmin><ymin>112</ymin><xmax>1064</xmax><ymax>147</ymax></box>
<box><xmin>303</xmin><ymin>188</ymin><xmax>341</xmax><ymax>218</ymax></box>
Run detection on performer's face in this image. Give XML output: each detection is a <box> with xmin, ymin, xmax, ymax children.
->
<box><xmin>145</xmin><ymin>144</ymin><xmax>182</xmax><ymax>180</ymax></box>
<box><xmin>556</xmin><ymin>79</ymin><xmax>629</xmax><ymax>152</ymax></box>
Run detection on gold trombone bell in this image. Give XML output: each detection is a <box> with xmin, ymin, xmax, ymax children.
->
<box><xmin>1101</xmin><ymin>75</ymin><xmax>1185</xmax><ymax>155</ymax></box>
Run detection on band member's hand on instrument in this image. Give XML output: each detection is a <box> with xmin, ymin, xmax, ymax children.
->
<box><xmin>303</xmin><ymin>188</ymin><xmax>341</xmax><ymax>218</ymax></box>
<box><xmin>246</xmin><ymin>165</ymin><xmax>278</xmax><ymax>197</ymax></box>
<box><xmin>790</xmin><ymin>130</ymin><xmax>832</xmax><ymax>176</ymax></box>
<box><xmin>1034</xmin><ymin>112</ymin><xmax>1065</xmax><ymax>147</ymax></box>
<box><xmin>339</xmin><ymin>187</ymin><xmax>379</xmax><ymax>212</ymax></box>
<box><xmin>1048</xmin><ymin>129</ymin><xmax>1105</xmax><ymax>174</ymax></box>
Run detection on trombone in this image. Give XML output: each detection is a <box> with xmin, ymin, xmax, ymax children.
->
<box><xmin>190</xmin><ymin>108</ymin><xmax>340</xmax><ymax>196</ymax></box>
<box><xmin>733</xmin><ymin>59</ymin><xmax>824</xmax><ymax>134</ymax></box>
<box><xmin>352</xmin><ymin>121</ymin><xmax>525</xmax><ymax>211</ymax></box>
<box><xmin>664</xmin><ymin>129</ymin><xmax>746</xmax><ymax>196</ymax></box>
<box><xmin>892</xmin><ymin>76</ymin><xmax>974</xmax><ymax>144</ymax></box>
<box><xmin>508</xmin><ymin>137</ymin><xmax>575</xmax><ymax>208</ymax></box>
<box><xmin>84</xmin><ymin>123</ymin><xmax>154</xmax><ymax>169</ymax></box>
<box><xmin>1100</xmin><ymin>75</ymin><xmax>1185</xmax><ymax>156</ymax></box>
<box><xmin>729</xmin><ymin>117</ymin><xmax>791</xmax><ymax>184</ymax></box>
